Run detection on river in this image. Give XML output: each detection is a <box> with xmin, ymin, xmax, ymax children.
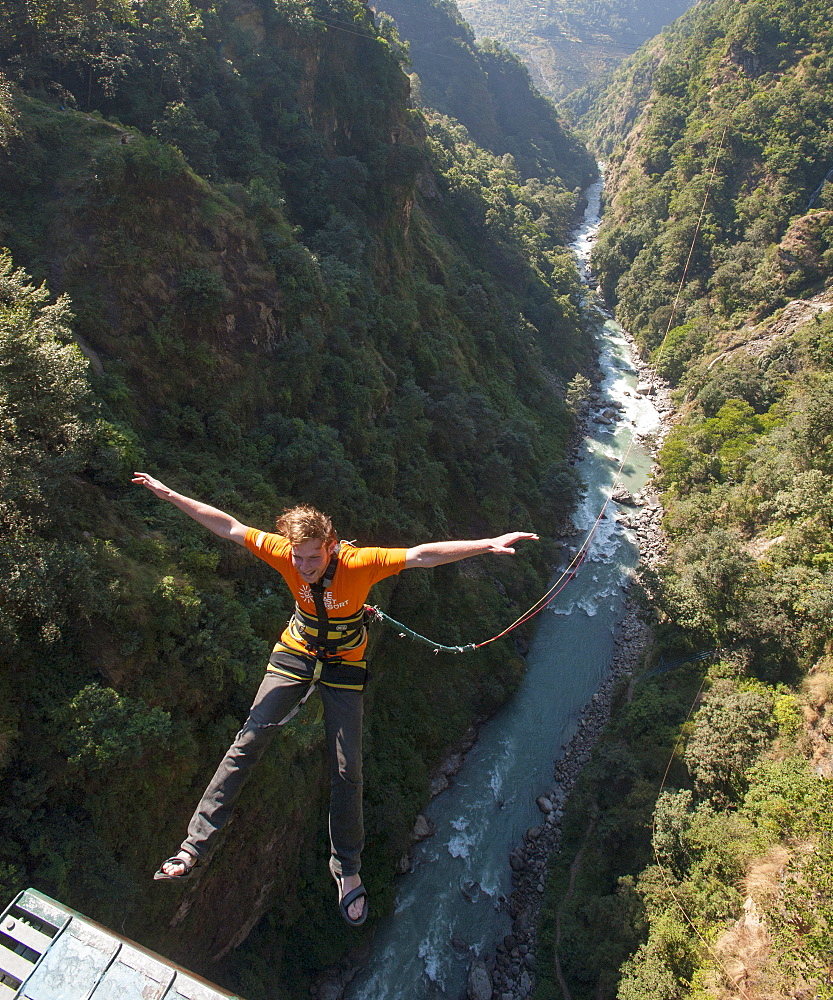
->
<box><xmin>345</xmin><ymin>170</ymin><xmax>661</xmax><ymax>1000</ymax></box>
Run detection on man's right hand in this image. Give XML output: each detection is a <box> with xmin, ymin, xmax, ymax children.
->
<box><xmin>132</xmin><ymin>472</ymin><xmax>171</xmax><ymax>498</ymax></box>
<box><xmin>130</xmin><ymin>473</ymin><xmax>249</xmax><ymax>544</ymax></box>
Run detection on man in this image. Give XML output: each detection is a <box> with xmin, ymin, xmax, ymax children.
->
<box><xmin>132</xmin><ymin>472</ymin><xmax>537</xmax><ymax>925</ymax></box>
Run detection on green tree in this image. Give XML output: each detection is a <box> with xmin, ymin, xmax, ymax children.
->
<box><xmin>566</xmin><ymin>371</ymin><xmax>592</xmax><ymax>413</ymax></box>
<box><xmin>658</xmin><ymin>530</ymin><xmax>759</xmax><ymax>645</ymax></box>
<box><xmin>618</xmin><ymin>914</ymin><xmax>694</xmax><ymax>1000</ymax></box>
<box><xmin>652</xmin><ymin>788</ymin><xmax>695</xmax><ymax>877</ymax></box>
<box><xmin>684</xmin><ymin>683</ymin><xmax>775</xmax><ymax>807</ymax></box>
<box><xmin>153</xmin><ymin>101</ymin><xmax>218</xmax><ymax>176</ymax></box>
<box><xmin>0</xmin><ymin>249</ymin><xmax>96</xmax><ymax>531</ymax></box>
<box><xmin>0</xmin><ymin>71</ymin><xmax>17</xmax><ymax>146</ymax></box>
<box><xmin>791</xmin><ymin>374</ymin><xmax>833</xmax><ymax>472</ymax></box>
<box><xmin>64</xmin><ymin>683</ymin><xmax>172</xmax><ymax>770</ymax></box>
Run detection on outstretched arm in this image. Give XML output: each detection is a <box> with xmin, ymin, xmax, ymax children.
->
<box><xmin>404</xmin><ymin>532</ymin><xmax>538</xmax><ymax>569</ymax></box>
<box><xmin>131</xmin><ymin>472</ymin><xmax>250</xmax><ymax>545</ymax></box>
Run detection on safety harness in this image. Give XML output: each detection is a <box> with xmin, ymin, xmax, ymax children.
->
<box><xmin>289</xmin><ymin>555</ymin><xmax>366</xmax><ymax>657</ymax></box>
<box><xmin>268</xmin><ymin>543</ymin><xmax>371</xmax><ymax>697</ymax></box>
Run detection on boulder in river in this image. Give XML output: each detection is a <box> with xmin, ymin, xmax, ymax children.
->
<box><xmin>316</xmin><ymin>980</ymin><xmax>342</xmax><ymax>1000</ymax></box>
<box><xmin>430</xmin><ymin>773</ymin><xmax>450</xmax><ymax>796</ymax></box>
<box><xmin>411</xmin><ymin>813</ymin><xmax>435</xmax><ymax>841</ymax></box>
<box><xmin>467</xmin><ymin>958</ymin><xmax>493</xmax><ymax>1000</ymax></box>
<box><xmin>611</xmin><ymin>485</ymin><xmax>637</xmax><ymax>505</ymax></box>
<box><xmin>395</xmin><ymin>853</ymin><xmax>411</xmax><ymax>875</ymax></box>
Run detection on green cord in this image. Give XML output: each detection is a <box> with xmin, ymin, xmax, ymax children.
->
<box><xmin>366</xmin><ymin>606</ymin><xmax>478</xmax><ymax>654</ymax></box>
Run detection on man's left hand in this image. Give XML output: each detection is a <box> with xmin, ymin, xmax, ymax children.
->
<box><xmin>487</xmin><ymin>532</ymin><xmax>539</xmax><ymax>554</ymax></box>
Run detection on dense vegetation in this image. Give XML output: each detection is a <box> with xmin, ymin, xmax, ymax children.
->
<box><xmin>586</xmin><ymin>0</ymin><xmax>833</xmax><ymax>353</ymax></box>
<box><xmin>6</xmin><ymin>0</ymin><xmax>831</xmax><ymax>995</ymax></box>
<box><xmin>455</xmin><ymin>0</ymin><xmax>696</xmax><ymax>102</ymax></box>
<box><xmin>536</xmin><ymin>308</ymin><xmax>833</xmax><ymax>1000</ymax></box>
<box><xmin>534</xmin><ymin>1</ymin><xmax>833</xmax><ymax>997</ymax></box>
<box><xmin>0</xmin><ymin>0</ymin><xmax>597</xmax><ymax>995</ymax></box>
<box><xmin>536</xmin><ymin>651</ymin><xmax>833</xmax><ymax>1000</ymax></box>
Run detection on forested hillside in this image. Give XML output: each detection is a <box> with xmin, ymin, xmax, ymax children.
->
<box><xmin>535</xmin><ymin>1</ymin><xmax>833</xmax><ymax>998</ymax></box>
<box><xmin>0</xmin><ymin>1</ymin><xmax>596</xmax><ymax>995</ymax></box>
<box><xmin>6</xmin><ymin>0</ymin><xmax>832</xmax><ymax>996</ymax></box>
<box><xmin>455</xmin><ymin>0</ymin><xmax>696</xmax><ymax>103</ymax></box>
<box><xmin>378</xmin><ymin>0</ymin><xmax>594</xmax><ymax>188</ymax></box>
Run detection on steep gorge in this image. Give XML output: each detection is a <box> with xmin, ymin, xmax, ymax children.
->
<box><xmin>3</xmin><ymin>0</ymin><xmax>833</xmax><ymax>997</ymax></box>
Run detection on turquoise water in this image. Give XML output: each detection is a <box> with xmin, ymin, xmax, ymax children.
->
<box><xmin>346</xmin><ymin>174</ymin><xmax>659</xmax><ymax>999</ymax></box>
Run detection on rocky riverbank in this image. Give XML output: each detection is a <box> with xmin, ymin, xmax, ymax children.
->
<box><xmin>472</xmin><ymin>336</ymin><xmax>674</xmax><ymax>1000</ymax></box>
<box><xmin>477</xmin><ymin>597</ymin><xmax>652</xmax><ymax>1000</ymax></box>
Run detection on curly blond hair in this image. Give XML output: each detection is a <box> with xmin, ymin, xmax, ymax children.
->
<box><xmin>275</xmin><ymin>505</ymin><xmax>337</xmax><ymax>546</ymax></box>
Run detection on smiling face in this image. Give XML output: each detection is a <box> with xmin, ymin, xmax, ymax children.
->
<box><xmin>291</xmin><ymin>538</ymin><xmax>337</xmax><ymax>584</ymax></box>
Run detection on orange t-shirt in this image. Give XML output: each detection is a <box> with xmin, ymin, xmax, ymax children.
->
<box><xmin>244</xmin><ymin>528</ymin><xmax>407</xmax><ymax>660</ymax></box>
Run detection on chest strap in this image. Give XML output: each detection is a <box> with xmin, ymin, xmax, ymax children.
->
<box><xmin>310</xmin><ymin>548</ymin><xmax>337</xmax><ymax>641</ymax></box>
<box><xmin>290</xmin><ymin>605</ymin><xmax>366</xmax><ymax>654</ymax></box>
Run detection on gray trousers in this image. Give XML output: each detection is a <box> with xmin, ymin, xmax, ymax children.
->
<box><xmin>182</xmin><ymin>671</ymin><xmax>364</xmax><ymax>877</ymax></box>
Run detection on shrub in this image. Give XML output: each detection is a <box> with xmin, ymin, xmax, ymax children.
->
<box><xmin>64</xmin><ymin>683</ymin><xmax>172</xmax><ymax>769</ymax></box>
<box><xmin>684</xmin><ymin>683</ymin><xmax>775</xmax><ymax>807</ymax></box>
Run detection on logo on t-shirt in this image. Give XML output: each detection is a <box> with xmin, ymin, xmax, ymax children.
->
<box><xmin>298</xmin><ymin>584</ymin><xmax>349</xmax><ymax>611</ymax></box>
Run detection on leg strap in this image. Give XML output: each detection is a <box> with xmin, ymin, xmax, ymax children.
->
<box><xmin>276</xmin><ymin>659</ymin><xmax>324</xmax><ymax>726</ymax></box>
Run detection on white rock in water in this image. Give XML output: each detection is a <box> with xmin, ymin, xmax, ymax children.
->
<box><xmin>396</xmin><ymin>853</ymin><xmax>411</xmax><ymax>875</ymax></box>
<box><xmin>317</xmin><ymin>980</ymin><xmax>342</xmax><ymax>1000</ymax></box>
<box><xmin>430</xmin><ymin>773</ymin><xmax>450</xmax><ymax>796</ymax></box>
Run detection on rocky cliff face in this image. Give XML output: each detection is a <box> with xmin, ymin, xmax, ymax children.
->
<box><xmin>378</xmin><ymin>0</ymin><xmax>595</xmax><ymax>190</ymax></box>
